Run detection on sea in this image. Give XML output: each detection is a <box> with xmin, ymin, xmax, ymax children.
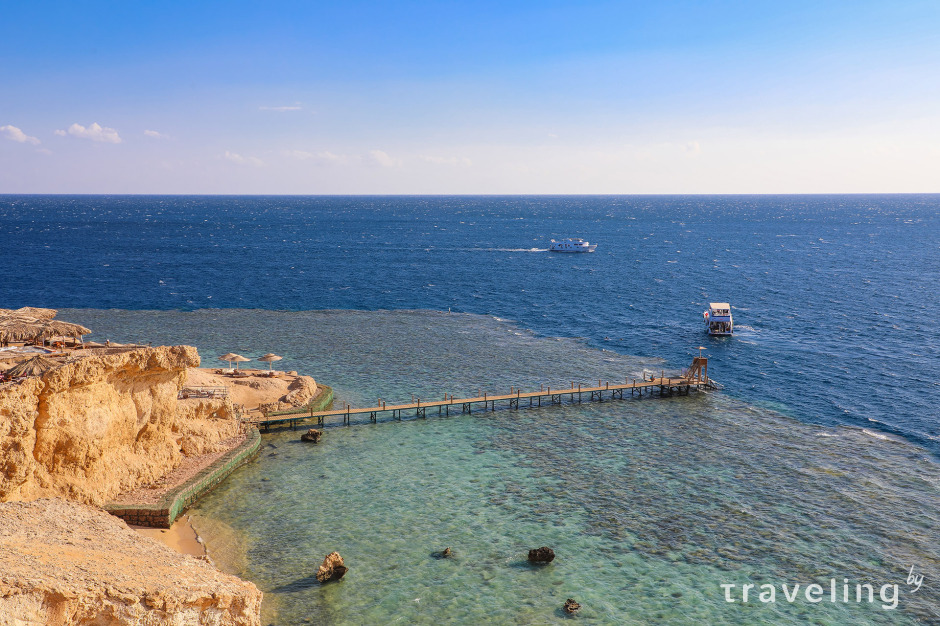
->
<box><xmin>1</xmin><ymin>194</ymin><xmax>937</xmax><ymax>624</ymax></box>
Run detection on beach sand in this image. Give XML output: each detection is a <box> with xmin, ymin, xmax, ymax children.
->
<box><xmin>132</xmin><ymin>515</ymin><xmax>205</xmax><ymax>556</ymax></box>
<box><xmin>184</xmin><ymin>367</ymin><xmax>313</xmax><ymax>416</ymax></box>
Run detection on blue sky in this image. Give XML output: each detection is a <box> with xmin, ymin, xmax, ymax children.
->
<box><xmin>1</xmin><ymin>1</ymin><xmax>938</xmax><ymax>193</ymax></box>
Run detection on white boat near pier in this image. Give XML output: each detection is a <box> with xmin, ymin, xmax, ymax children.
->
<box><xmin>704</xmin><ymin>303</ymin><xmax>733</xmax><ymax>335</ymax></box>
<box><xmin>549</xmin><ymin>238</ymin><xmax>597</xmax><ymax>253</ymax></box>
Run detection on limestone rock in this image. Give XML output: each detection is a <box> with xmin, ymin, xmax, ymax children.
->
<box><xmin>0</xmin><ymin>346</ymin><xmax>202</xmax><ymax>505</ymax></box>
<box><xmin>281</xmin><ymin>375</ymin><xmax>318</xmax><ymax>408</ymax></box>
<box><xmin>0</xmin><ymin>498</ymin><xmax>262</xmax><ymax>625</ymax></box>
<box><xmin>300</xmin><ymin>428</ymin><xmax>323</xmax><ymax>443</ymax></box>
<box><xmin>527</xmin><ymin>546</ymin><xmax>555</xmax><ymax>564</ymax></box>
<box><xmin>174</xmin><ymin>397</ymin><xmax>241</xmax><ymax>456</ymax></box>
<box><xmin>563</xmin><ymin>598</ymin><xmax>581</xmax><ymax>614</ymax></box>
<box><xmin>315</xmin><ymin>552</ymin><xmax>347</xmax><ymax>583</ymax></box>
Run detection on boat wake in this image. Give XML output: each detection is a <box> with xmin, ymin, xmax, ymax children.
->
<box><xmin>458</xmin><ymin>247</ymin><xmax>549</xmax><ymax>252</ymax></box>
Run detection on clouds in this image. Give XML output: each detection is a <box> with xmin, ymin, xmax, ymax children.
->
<box><xmin>367</xmin><ymin>149</ymin><xmax>402</xmax><ymax>168</ymax></box>
<box><xmin>286</xmin><ymin>150</ymin><xmax>350</xmax><ymax>165</ymax></box>
<box><xmin>283</xmin><ymin>148</ymin><xmax>403</xmax><ymax>167</ymax></box>
<box><xmin>0</xmin><ymin>125</ymin><xmax>41</xmax><ymax>145</ymax></box>
<box><xmin>223</xmin><ymin>150</ymin><xmax>264</xmax><ymax>166</ymax></box>
<box><xmin>144</xmin><ymin>129</ymin><xmax>166</xmax><ymax>139</ymax></box>
<box><xmin>57</xmin><ymin>122</ymin><xmax>122</xmax><ymax>143</ymax></box>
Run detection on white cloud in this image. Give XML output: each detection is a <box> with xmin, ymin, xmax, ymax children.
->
<box><xmin>420</xmin><ymin>155</ymin><xmax>472</xmax><ymax>167</ymax></box>
<box><xmin>286</xmin><ymin>150</ymin><xmax>349</xmax><ymax>165</ymax></box>
<box><xmin>259</xmin><ymin>105</ymin><xmax>302</xmax><ymax>112</ymax></box>
<box><xmin>684</xmin><ymin>140</ymin><xmax>702</xmax><ymax>156</ymax></box>
<box><xmin>223</xmin><ymin>150</ymin><xmax>264</xmax><ymax>166</ymax></box>
<box><xmin>0</xmin><ymin>125</ymin><xmax>40</xmax><ymax>145</ymax></box>
<box><xmin>36</xmin><ymin>148</ymin><xmax>53</xmax><ymax>155</ymax></box>
<box><xmin>367</xmin><ymin>149</ymin><xmax>402</xmax><ymax>168</ymax></box>
<box><xmin>60</xmin><ymin>122</ymin><xmax>122</xmax><ymax>144</ymax></box>
<box><xmin>286</xmin><ymin>149</ymin><xmax>314</xmax><ymax>160</ymax></box>
<box><xmin>144</xmin><ymin>129</ymin><xmax>166</xmax><ymax>139</ymax></box>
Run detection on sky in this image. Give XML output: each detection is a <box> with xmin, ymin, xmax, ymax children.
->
<box><xmin>1</xmin><ymin>0</ymin><xmax>939</xmax><ymax>194</ymax></box>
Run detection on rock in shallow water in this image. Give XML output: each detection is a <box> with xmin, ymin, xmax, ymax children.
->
<box><xmin>563</xmin><ymin>598</ymin><xmax>581</xmax><ymax>614</ymax></box>
<box><xmin>300</xmin><ymin>428</ymin><xmax>323</xmax><ymax>443</ymax></box>
<box><xmin>527</xmin><ymin>546</ymin><xmax>555</xmax><ymax>564</ymax></box>
<box><xmin>315</xmin><ymin>551</ymin><xmax>347</xmax><ymax>583</ymax></box>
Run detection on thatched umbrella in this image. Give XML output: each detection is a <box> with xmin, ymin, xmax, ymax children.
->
<box><xmin>0</xmin><ymin>307</ymin><xmax>57</xmax><ymax>320</ymax></box>
<box><xmin>41</xmin><ymin>320</ymin><xmax>91</xmax><ymax>340</ymax></box>
<box><xmin>257</xmin><ymin>353</ymin><xmax>283</xmax><ymax>371</ymax></box>
<box><xmin>0</xmin><ymin>317</ymin><xmax>90</xmax><ymax>345</ymax></box>
<box><xmin>0</xmin><ymin>318</ymin><xmax>40</xmax><ymax>344</ymax></box>
<box><xmin>219</xmin><ymin>353</ymin><xmax>251</xmax><ymax>371</ymax></box>
<box><xmin>5</xmin><ymin>355</ymin><xmax>61</xmax><ymax>378</ymax></box>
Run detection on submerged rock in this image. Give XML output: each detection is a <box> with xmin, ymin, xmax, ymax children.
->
<box><xmin>528</xmin><ymin>546</ymin><xmax>555</xmax><ymax>564</ymax></box>
<box><xmin>315</xmin><ymin>551</ymin><xmax>347</xmax><ymax>583</ymax></box>
<box><xmin>300</xmin><ymin>428</ymin><xmax>323</xmax><ymax>443</ymax></box>
<box><xmin>431</xmin><ymin>547</ymin><xmax>453</xmax><ymax>559</ymax></box>
<box><xmin>563</xmin><ymin>598</ymin><xmax>581</xmax><ymax>614</ymax></box>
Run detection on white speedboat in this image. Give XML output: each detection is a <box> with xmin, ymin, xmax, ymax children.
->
<box><xmin>704</xmin><ymin>303</ymin><xmax>733</xmax><ymax>335</ymax></box>
<box><xmin>549</xmin><ymin>238</ymin><xmax>597</xmax><ymax>253</ymax></box>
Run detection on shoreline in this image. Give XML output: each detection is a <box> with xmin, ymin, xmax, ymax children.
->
<box><xmin>132</xmin><ymin>515</ymin><xmax>206</xmax><ymax>557</ymax></box>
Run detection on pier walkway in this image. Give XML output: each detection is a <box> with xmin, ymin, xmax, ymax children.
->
<box><xmin>254</xmin><ymin>357</ymin><xmax>716</xmax><ymax>431</ymax></box>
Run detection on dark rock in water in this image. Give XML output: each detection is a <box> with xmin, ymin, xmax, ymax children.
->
<box><xmin>431</xmin><ymin>547</ymin><xmax>454</xmax><ymax>559</ymax></box>
<box><xmin>563</xmin><ymin>598</ymin><xmax>581</xmax><ymax>614</ymax></box>
<box><xmin>528</xmin><ymin>547</ymin><xmax>555</xmax><ymax>564</ymax></box>
<box><xmin>315</xmin><ymin>551</ymin><xmax>347</xmax><ymax>583</ymax></box>
<box><xmin>301</xmin><ymin>428</ymin><xmax>323</xmax><ymax>443</ymax></box>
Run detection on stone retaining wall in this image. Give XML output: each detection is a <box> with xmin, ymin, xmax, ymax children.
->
<box><xmin>106</xmin><ymin>427</ymin><xmax>262</xmax><ymax>528</ymax></box>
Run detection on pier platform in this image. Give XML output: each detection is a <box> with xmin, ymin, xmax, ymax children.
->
<box><xmin>254</xmin><ymin>357</ymin><xmax>716</xmax><ymax>431</ymax></box>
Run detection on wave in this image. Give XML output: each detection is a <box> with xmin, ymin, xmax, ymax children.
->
<box><xmin>862</xmin><ymin>429</ymin><xmax>891</xmax><ymax>441</ymax></box>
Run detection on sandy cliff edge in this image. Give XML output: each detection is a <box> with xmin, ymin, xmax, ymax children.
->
<box><xmin>0</xmin><ymin>498</ymin><xmax>262</xmax><ymax>626</ymax></box>
<box><xmin>0</xmin><ymin>346</ymin><xmax>200</xmax><ymax>505</ymax></box>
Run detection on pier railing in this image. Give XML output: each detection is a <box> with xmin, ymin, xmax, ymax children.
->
<box><xmin>255</xmin><ymin>358</ymin><xmax>717</xmax><ymax>431</ymax></box>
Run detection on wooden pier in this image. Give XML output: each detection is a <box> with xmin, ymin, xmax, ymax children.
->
<box><xmin>254</xmin><ymin>357</ymin><xmax>716</xmax><ymax>431</ymax></box>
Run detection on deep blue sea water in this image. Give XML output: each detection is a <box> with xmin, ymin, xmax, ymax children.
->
<box><xmin>2</xmin><ymin>195</ymin><xmax>937</xmax><ymax>452</ymax></box>
<box><xmin>1</xmin><ymin>195</ymin><xmax>938</xmax><ymax>623</ymax></box>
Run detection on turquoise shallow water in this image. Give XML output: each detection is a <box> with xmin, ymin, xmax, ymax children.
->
<box><xmin>63</xmin><ymin>309</ymin><xmax>939</xmax><ymax>624</ymax></box>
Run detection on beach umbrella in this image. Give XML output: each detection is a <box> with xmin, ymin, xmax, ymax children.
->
<box><xmin>41</xmin><ymin>320</ymin><xmax>91</xmax><ymax>339</ymax></box>
<box><xmin>257</xmin><ymin>353</ymin><xmax>283</xmax><ymax>371</ymax></box>
<box><xmin>0</xmin><ymin>317</ymin><xmax>90</xmax><ymax>345</ymax></box>
<box><xmin>5</xmin><ymin>355</ymin><xmax>61</xmax><ymax>378</ymax></box>
<box><xmin>219</xmin><ymin>353</ymin><xmax>251</xmax><ymax>370</ymax></box>
<box><xmin>0</xmin><ymin>307</ymin><xmax>57</xmax><ymax>320</ymax></box>
<box><xmin>0</xmin><ymin>318</ymin><xmax>40</xmax><ymax>344</ymax></box>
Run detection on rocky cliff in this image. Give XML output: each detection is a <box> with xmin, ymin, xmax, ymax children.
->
<box><xmin>0</xmin><ymin>346</ymin><xmax>212</xmax><ymax>505</ymax></box>
<box><xmin>0</xmin><ymin>498</ymin><xmax>262</xmax><ymax>625</ymax></box>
